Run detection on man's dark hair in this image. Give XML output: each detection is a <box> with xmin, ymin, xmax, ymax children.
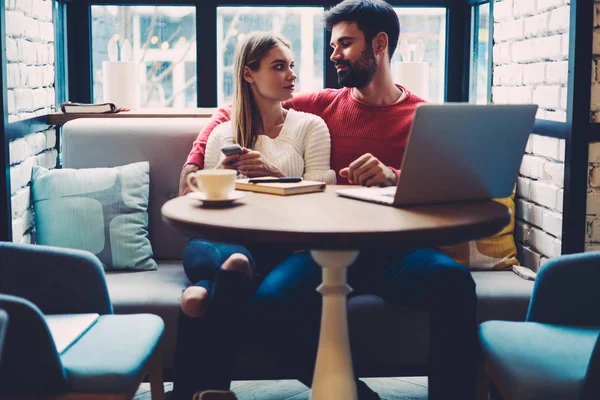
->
<box><xmin>325</xmin><ymin>0</ymin><xmax>400</xmax><ymax>60</ymax></box>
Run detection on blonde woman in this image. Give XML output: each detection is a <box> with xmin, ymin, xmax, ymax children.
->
<box><xmin>172</xmin><ymin>32</ymin><xmax>335</xmax><ymax>400</ymax></box>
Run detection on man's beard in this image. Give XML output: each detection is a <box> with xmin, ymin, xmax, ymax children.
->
<box><xmin>335</xmin><ymin>46</ymin><xmax>377</xmax><ymax>88</ymax></box>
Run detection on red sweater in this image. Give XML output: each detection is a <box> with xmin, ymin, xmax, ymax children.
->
<box><xmin>185</xmin><ymin>86</ymin><xmax>424</xmax><ymax>184</ymax></box>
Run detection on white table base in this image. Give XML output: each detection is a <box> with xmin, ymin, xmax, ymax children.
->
<box><xmin>310</xmin><ymin>250</ymin><xmax>360</xmax><ymax>400</ymax></box>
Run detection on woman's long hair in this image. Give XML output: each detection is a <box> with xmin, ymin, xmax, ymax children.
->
<box><xmin>232</xmin><ymin>32</ymin><xmax>291</xmax><ymax>148</ymax></box>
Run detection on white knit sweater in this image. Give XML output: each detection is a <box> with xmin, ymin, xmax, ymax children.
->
<box><xmin>204</xmin><ymin>109</ymin><xmax>337</xmax><ymax>184</ymax></box>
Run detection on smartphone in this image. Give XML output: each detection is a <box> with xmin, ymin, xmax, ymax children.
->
<box><xmin>221</xmin><ymin>144</ymin><xmax>244</xmax><ymax>156</ymax></box>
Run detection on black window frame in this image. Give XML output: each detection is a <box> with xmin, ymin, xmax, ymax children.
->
<box><xmin>468</xmin><ymin>0</ymin><xmax>492</xmax><ymax>104</ymax></box>
<box><xmin>60</xmin><ymin>0</ymin><xmax>470</xmax><ymax>105</ymax></box>
<box><xmin>0</xmin><ymin>0</ymin><xmax>10</xmax><ymax>241</ymax></box>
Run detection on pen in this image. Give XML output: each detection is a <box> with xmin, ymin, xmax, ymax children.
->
<box><xmin>249</xmin><ymin>177</ymin><xmax>303</xmax><ymax>184</ymax></box>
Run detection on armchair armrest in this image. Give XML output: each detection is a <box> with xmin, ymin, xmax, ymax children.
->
<box><xmin>527</xmin><ymin>252</ymin><xmax>600</xmax><ymax>326</ymax></box>
<box><xmin>0</xmin><ymin>243</ymin><xmax>112</xmax><ymax>315</ymax></box>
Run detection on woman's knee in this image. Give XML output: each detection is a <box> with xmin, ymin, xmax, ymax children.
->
<box><xmin>182</xmin><ymin>240</ymin><xmax>222</xmax><ymax>282</ymax></box>
<box><xmin>180</xmin><ymin>286</ymin><xmax>209</xmax><ymax>318</ymax></box>
<box><xmin>222</xmin><ymin>253</ymin><xmax>253</xmax><ymax>277</ymax></box>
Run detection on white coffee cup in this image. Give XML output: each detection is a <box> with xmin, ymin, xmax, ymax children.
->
<box><xmin>187</xmin><ymin>170</ymin><xmax>237</xmax><ymax>200</ymax></box>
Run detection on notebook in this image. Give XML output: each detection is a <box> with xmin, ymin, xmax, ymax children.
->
<box><xmin>336</xmin><ymin>103</ymin><xmax>538</xmax><ymax>207</ymax></box>
<box><xmin>44</xmin><ymin>313</ymin><xmax>99</xmax><ymax>354</ymax></box>
<box><xmin>235</xmin><ymin>178</ymin><xmax>326</xmax><ymax>196</ymax></box>
<box><xmin>61</xmin><ymin>102</ymin><xmax>124</xmax><ymax>114</ymax></box>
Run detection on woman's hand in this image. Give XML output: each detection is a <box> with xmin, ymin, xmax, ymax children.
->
<box><xmin>215</xmin><ymin>153</ymin><xmax>241</xmax><ymax>170</ymax></box>
<box><xmin>234</xmin><ymin>150</ymin><xmax>284</xmax><ymax>178</ymax></box>
<box><xmin>216</xmin><ymin>146</ymin><xmax>250</xmax><ymax>170</ymax></box>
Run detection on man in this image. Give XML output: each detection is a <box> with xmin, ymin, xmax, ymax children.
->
<box><xmin>179</xmin><ymin>1</ymin><xmax>478</xmax><ymax>399</ymax></box>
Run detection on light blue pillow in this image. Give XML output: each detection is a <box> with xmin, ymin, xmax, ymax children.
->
<box><xmin>31</xmin><ymin>161</ymin><xmax>157</xmax><ymax>271</ymax></box>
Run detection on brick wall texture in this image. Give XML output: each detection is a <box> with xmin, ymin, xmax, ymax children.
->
<box><xmin>6</xmin><ymin>0</ymin><xmax>57</xmax><ymax>244</ymax></box>
<box><xmin>493</xmin><ymin>0</ymin><xmax>569</xmax><ymax>271</ymax></box>
<box><xmin>588</xmin><ymin>0</ymin><xmax>600</xmax><ymax>252</ymax></box>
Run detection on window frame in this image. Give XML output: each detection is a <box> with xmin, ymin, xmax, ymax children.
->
<box><xmin>0</xmin><ymin>0</ymin><xmax>10</xmax><ymax>241</ymax></box>
<box><xmin>61</xmin><ymin>0</ymin><xmax>470</xmax><ymax>106</ymax></box>
<box><xmin>468</xmin><ymin>0</ymin><xmax>492</xmax><ymax>104</ymax></box>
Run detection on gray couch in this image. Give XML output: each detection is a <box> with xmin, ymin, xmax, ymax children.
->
<box><xmin>62</xmin><ymin>117</ymin><xmax>535</xmax><ymax>380</ymax></box>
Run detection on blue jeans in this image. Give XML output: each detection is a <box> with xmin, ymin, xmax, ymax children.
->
<box><xmin>251</xmin><ymin>248</ymin><xmax>478</xmax><ymax>400</ymax></box>
<box><xmin>172</xmin><ymin>239</ymin><xmax>291</xmax><ymax>400</ymax></box>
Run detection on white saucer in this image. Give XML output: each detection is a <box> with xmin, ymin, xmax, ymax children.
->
<box><xmin>187</xmin><ymin>190</ymin><xmax>249</xmax><ymax>206</ymax></box>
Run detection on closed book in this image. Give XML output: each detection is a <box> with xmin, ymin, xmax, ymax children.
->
<box><xmin>235</xmin><ymin>178</ymin><xmax>326</xmax><ymax>196</ymax></box>
<box><xmin>61</xmin><ymin>102</ymin><xmax>123</xmax><ymax>114</ymax></box>
<box><xmin>44</xmin><ymin>313</ymin><xmax>99</xmax><ymax>354</ymax></box>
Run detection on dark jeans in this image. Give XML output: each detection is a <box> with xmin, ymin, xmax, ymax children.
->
<box><xmin>251</xmin><ymin>248</ymin><xmax>478</xmax><ymax>400</ymax></box>
<box><xmin>174</xmin><ymin>244</ymin><xmax>477</xmax><ymax>400</ymax></box>
<box><xmin>172</xmin><ymin>239</ymin><xmax>291</xmax><ymax>400</ymax></box>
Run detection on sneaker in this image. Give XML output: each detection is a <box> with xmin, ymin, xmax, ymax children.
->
<box><xmin>193</xmin><ymin>390</ymin><xmax>238</xmax><ymax>400</ymax></box>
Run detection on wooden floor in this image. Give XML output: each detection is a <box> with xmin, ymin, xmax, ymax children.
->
<box><xmin>134</xmin><ymin>378</ymin><xmax>428</xmax><ymax>400</ymax></box>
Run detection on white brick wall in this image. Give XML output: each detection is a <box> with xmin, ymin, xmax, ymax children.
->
<box><xmin>5</xmin><ymin>0</ymin><xmax>56</xmax><ymax>243</ymax></box>
<box><xmin>494</xmin><ymin>0</ymin><xmax>569</xmax><ymax>270</ymax></box>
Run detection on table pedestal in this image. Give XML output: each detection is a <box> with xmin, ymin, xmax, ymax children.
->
<box><xmin>310</xmin><ymin>250</ymin><xmax>360</xmax><ymax>400</ymax></box>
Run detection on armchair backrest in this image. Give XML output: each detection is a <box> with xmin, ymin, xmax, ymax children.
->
<box><xmin>527</xmin><ymin>252</ymin><xmax>600</xmax><ymax>326</ymax></box>
<box><xmin>0</xmin><ymin>294</ymin><xmax>68</xmax><ymax>396</ymax></box>
<box><xmin>0</xmin><ymin>242</ymin><xmax>112</xmax><ymax>315</ymax></box>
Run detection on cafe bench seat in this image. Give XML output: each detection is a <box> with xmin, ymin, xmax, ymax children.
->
<box><xmin>62</xmin><ymin>118</ymin><xmax>534</xmax><ymax>380</ymax></box>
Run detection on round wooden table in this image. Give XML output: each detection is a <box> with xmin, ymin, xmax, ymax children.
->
<box><xmin>162</xmin><ymin>186</ymin><xmax>510</xmax><ymax>400</ymax></box>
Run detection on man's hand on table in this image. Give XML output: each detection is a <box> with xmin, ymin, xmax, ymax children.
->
<box><xmin>339</xmin><ymin>153</ymin><xmax>398</xmax><ymax>187</ymax></box>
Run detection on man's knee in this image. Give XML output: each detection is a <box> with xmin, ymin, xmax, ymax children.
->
<box><xmin>222</xmin><ymin>253</ymin><xmax>253</xmax><ymax>277</ymax></box>
<box><xmin>180</xmin><ymin>286</ymin><xmax>209</xmax><ymax>318</ymax></box>
<box><xmin>435</xmin><ymin>261</ymin><xmax>477</xmax><ymax>307</ymax></box>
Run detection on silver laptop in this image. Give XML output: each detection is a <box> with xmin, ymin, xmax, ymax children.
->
<box><xmin>336</xmin><ymin>103</ymin><xmax>538</xmax><ymax>207</ymax></box>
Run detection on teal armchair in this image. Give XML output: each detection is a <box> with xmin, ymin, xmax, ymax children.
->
<box><xmin>479</xmin><ymin>252</ymin><xmax>600</xmax><ymax>400</ymax></box>
<box><xmin>0</xmin><ymin>242</ymin><xmax>165</xmax><ymax>400</ymax></box>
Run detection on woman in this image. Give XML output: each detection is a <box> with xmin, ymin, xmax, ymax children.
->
<box><xmin>172</xmin><ymin>32</ymin><xmax>335</xmax><ymax>400</ymax></box>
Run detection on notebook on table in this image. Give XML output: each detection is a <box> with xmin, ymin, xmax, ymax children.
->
<box><xmin>336</xmin><ymin>103</ymin><xmax>538</xmax><ymax>207</ymax></box>
<box><xmin>236</xmin><ymin>178</ymin><xmax>326</xmax><ymax>196</ymax></box>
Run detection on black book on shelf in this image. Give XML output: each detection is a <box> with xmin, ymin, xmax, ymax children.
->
<box><xmin>60</xmin><ymin>102</ymin><xmax>125</xmax><ymax>114</ymax></box>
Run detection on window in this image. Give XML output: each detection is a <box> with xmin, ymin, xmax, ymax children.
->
<box><xmin>392</xmin><ymin>8</ymin><xmax>446</xmax><ymax>102</ymax></box>
<box><xmin>469</xmin><ymin>3</ymin><xmax>490</xmax><ymax>104</ymax></box>
<box><xmin>216</xmin><ymin>7</ymin><xmax>325</xmax><ymax>106</ymax></box>
<box><xmin>91</xmin><ymin>6</ymin><xmax>197</xmax><ymax>108</ymax></box>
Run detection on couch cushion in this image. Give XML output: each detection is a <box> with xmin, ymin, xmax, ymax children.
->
<box><xmin>473</xmin><ymin>271</ymin><xmax>534</xmax><ymax>322</ymax></box>
<box><xmin>62</xmin><ymin>118</ymin><xmax>209</xmax><ymax>260</ymax></box>
<box><xmin>31</xmin><ymin>162</ymin><xmax>156</xmax><ymax>271</ymax></box>
<box><xmin>105</xmin><ymin>265</ymin><xmax>533</xmax><ymax>377</ymax></box>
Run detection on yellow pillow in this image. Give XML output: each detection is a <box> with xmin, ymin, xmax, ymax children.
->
<box><xmin>438</xmin><ymin>193</ymin><xmax>519</xmax><ymax>270</ymax></box>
